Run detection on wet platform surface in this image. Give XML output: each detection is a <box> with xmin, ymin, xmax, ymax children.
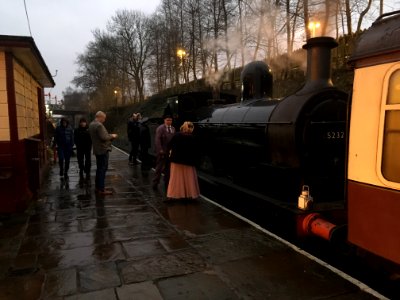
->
<box><xmin>0</xmin><ymin>149</ymin><xmax>379</xmax><ymax>299</ymax></box>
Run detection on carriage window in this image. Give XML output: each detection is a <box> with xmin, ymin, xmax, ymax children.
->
<box><xmin>381</xmin><ymin>70</ymin><xmax>400</xmax><ymax>183</ymax></box>
<box><xmin>387</xmin><ymin>70</ymin><xmax>400</xmax><ymax>104</ymax></box>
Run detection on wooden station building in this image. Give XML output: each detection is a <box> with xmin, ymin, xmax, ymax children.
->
<box><xmin>0</xmin><ymin>35</ymin><xmax>55</xmax><ymax>213</ymax></box>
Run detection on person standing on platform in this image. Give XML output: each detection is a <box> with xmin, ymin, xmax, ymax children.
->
<box><xmin>89</xmin><ymin>111</ymin><xmax>118</xmax><ymax>196</ymax></box>
<box><xmin>74</xmin><ymin>117</ymin><xmax>92</xmax><ymax>182</ymax></box>
<box><xmin>127</xmin><ymin>112</ymin><xmax>140</xmax><ymax>165</ymax></box>
<box><xmin>54</xmin><ymin>117</ymin><xmax>74</xmax><ymax>178</ymax></box>
<box><xmin>166</xmin><ymin>121</ymin><xmax>200</xmax><ymax>201</ymax></box>
<box><xmin>152</xmin><ymin>115</ymin><xmax>175</xmax><ymax>190</ymax></box>
<box><xmin>139</xmin><ymin>117</ymin><xmax>151</xmax><ymax>169</ymax></box>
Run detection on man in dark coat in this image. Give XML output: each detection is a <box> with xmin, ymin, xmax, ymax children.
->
<box><xmin>74</xmin><ymin>117</ymin><xmax>92</xmax><ymax>180</ymax></box>
<box><xmin>54</xmin><ymin>118</ymin><xmax>74</xmax><ymax>178</ymax></box>
<box><xmin>127</xmin><ymin>113</ymin><xmax>140</xmax><ymax>165</ymax></box>
<box><xmin>152</xmin><ymin>115</ymin><xmax>175</xmax><ymax>190</ymax></box>
<box><xmin>139</xmin><ymin>117</ymin><xmax>151</xmax><ymax>169</ymax></box>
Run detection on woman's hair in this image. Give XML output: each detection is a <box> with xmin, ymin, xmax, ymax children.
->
<box><xmin>180</xmin><ymin>121</ymin><xmax>194</xmax><ymax>133</ymax></box>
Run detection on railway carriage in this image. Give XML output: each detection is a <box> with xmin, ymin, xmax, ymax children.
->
<box><xmin>347</xmin><ymin>10</ymin><xmax>400</xmax><ymax>265</ymax></box>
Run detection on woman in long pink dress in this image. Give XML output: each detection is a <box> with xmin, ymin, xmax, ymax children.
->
<box><xmin>166</xmin><ymin>121</ymin><xmax>200</xmax><ymax>200</ymax></box>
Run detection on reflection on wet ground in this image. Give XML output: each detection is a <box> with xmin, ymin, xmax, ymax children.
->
<box><xmin>0</xmin><ymin>149</ymin><xmax>378</xmax><ymax>299</ymax></box>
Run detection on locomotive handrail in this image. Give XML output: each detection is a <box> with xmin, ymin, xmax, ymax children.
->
<box><xmin>373</xmin><ymin>10</ymin><xmax>400</xmax><ymax>24</ymax></box>
<box><xmin>195</xmin><ymin>121</ymin><xmax>293</xmax><ymax>127</ymax></box>
<box><xmin>310</xmin><ymin>121</ymin><xmax>346</xmax><ymax>124</ymax></box>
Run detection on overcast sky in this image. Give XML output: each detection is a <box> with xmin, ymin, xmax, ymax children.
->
<box><xmin>0</xmin><ymin>0</ymin><xmax>161</xmax><ymax>101</ymax></box>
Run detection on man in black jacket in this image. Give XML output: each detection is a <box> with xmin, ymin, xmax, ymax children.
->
<box><xmin>74</xmin><ymin>118</ymin><xmax>92</xmax><ymax>180</ymax></box>
<box><xmin>54</xmin><ymin>118</ymin><xmax>74</xmax><ymax>178</ymax></box>
<box><xmin>127</xmin><ymin>113</ymin><xmax>140</xmax><ymax>165</ymax></box>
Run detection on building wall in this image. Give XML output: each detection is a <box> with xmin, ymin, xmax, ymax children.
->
<box><xmin>0</xmin><ymin>52</ymin><xmax>10</xmax><ymax>141</ymax></box>
<box><xmin>13</xmin><ymin>58</ymin><xmax>40</xmax><ymax>140</ymax></box>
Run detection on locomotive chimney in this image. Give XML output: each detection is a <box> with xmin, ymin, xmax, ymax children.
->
<box><xmin>300</xmin><ymin>36</ymin><xmax>338</xmax><ymax>94</ymax></box>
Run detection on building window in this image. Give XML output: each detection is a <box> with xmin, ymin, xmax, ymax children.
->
<box><xmin>382</xmin><ymin>70</ymin><xmax>400</xmax><ymax>183</ymax></box>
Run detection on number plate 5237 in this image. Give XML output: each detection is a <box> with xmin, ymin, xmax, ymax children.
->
<box><xmin>326</xmin><ymin>131</ymin><xmax>344</xmax><ymax>139</ymax></box>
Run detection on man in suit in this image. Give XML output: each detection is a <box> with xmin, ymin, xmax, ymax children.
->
<box><xmin>152</xmin><ymin>115</ymin><xmax>175</xmax><ymax>190</ymax></box>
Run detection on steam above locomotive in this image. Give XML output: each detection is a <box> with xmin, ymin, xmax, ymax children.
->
<box><xmin>197</xmin><ymin>37</ymin><xmax>348</xmax><ymax>204</ymax></box>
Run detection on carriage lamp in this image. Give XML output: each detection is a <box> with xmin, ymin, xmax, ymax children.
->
<box><xmin>308</xmin><ymin>21</ymin><xmax>321</xmax><ymax>38</ymax></box>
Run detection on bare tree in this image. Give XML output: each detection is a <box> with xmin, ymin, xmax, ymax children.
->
<box><xmin>108</xmin><ymin>10</ymin><xmax>151</xmax><ymax>102</ymax></box>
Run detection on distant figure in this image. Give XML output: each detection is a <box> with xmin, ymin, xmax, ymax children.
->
<box><xmin>127</xmin><ymin>112</ymin><xmax>141</xmax><ymax>165</ymax></box>
<box><xmin>139</xmin><ymin>117</ymin><xmax>151</xmax><ymax>169</ymax></box>
<box><xmin>74</xmin><ymin>117</ymin><xmax>92</xmax><ymax>180</ymax></box>
<box><xmin>89</xmin><ymin>111</ymin><xmax>118</xmax><ymax>195</ymax></box>
<box><xmin>166</xmin><ymin>121</ymin><xmax>200</xmax><ymax>200</ymax></box>
<box><xmin>54</xmin><ymin>118</ymin><xmax>74</xmax><ymax>178</ymax></box>
<box><xmin>152</xmin><ymin>115</ymin><xmax>175</xmax><ymax>190</ymax></box>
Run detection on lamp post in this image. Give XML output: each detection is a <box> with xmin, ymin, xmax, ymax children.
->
<box><xmin>177</xmin><ymin>49</ymin><xmax>187</xmax><ymax>83</ymax></box>
<box><xmin>114</xmin><ymin>89</ymin><xmax>118</xmax><ymax>118</ymax></box>
<box><xmin>308</xmin><ymin>21</ymin><xmax>321</xmax><ymax>38</ymax></box>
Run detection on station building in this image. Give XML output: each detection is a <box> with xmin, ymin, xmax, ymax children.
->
<box><xmin>0</xmin><ymin>35</ymin><xmax>55</xmax><ymax>213</ymax></box>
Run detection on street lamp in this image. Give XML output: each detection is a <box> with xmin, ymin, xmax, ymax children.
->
<box><xmin>177</xmin><ymin>49</ymin><xmax>186</xmax><ymax>65</ymax></box>
<box><xmin>177</xmin><ymin>49</ymin><xmax>187</xmax><ymax>83</ymax></box>
<box><xmin>308</xmin><ymin>21</ymin><xmax>321</xmax><ymax>38</ymax></box>
<box><xmin>114</xmin><ymin>89</ymin><xmax>118</xmax><ymax>118</ymax></box>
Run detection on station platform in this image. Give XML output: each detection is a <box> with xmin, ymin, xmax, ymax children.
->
<box><xmin>0</xmin><ymin>148</ymin><xmax>383</xmax><ymax>299</ymax></box>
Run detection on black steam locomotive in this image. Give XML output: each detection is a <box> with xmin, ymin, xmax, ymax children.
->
<box><xmin>196</xmin><ymin>37</ymin><xmax>348</xmax><ymax>204</ymax></box>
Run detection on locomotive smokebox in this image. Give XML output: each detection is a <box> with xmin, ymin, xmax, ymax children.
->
<box><xmin>300</xmin><ymin>37</ymin><xmax>338</xmax><ymax>94</ymax></box>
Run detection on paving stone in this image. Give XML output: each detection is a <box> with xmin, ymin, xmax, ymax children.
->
<box><xmin>38</xmin><ymin>242</ymin><xmax>125</xmax><ymax>270</ymax></box>
<box><xmin>163</xmin><ymin>202</ymin><xmax>248</xmax><ymax>236</ymax></box>
<box><xmin>11</xmin><ymin>253</ymin><xmax>37</xmax><ymax>271</ymax></box>
<box><xmin>188</xmin><ymin>227</ymin><xmax>286</xmax><ymax>264</ymax></box>
<box><xmin>157</xmin><ymin>271</ymin><xmax>239</xmax><ymax>300</ymax></box>
<box><xmin>42</xmin><ymin>268</ymin><xmax>77</xmax><ymax>298</ymax></box>
<box><xmin>79</xmin><ymin>212</ymin><xmax>162</xmax><ymax>232</ymax></box>
<box><xmin>28</xmin><ymin>211</ymin><xmax>56</xmax><ymax>223</ymax></box>
<box><xmin>158</xmin><ymin>233</ymin><xmax>190</xmax><ymax>252</ymax></box>
<box><xmin>0</xmin><ymin>273</ymin><xmax>45</xmax><ymax>300</ymax></box>
<box><xmin>64</xmin><ymin>288</ymin><xmax>117</xmax><ymax>300</ymax></box>
<box><xmin>0</xmin><ymin>237</ymin><xmax>20</xmax><ymax>255</ymax></box>
<box><xmin>116</xmin><ymin>281</ymin><xmax>163</xmax><ymax>300</ymax></box>
<box><xmin>110</xmin><ymin>224</ymin><xmax>173</xmax><ymax>242</ymax></box>
<box><xmin>119</xmin><ymin>249</ymin><xmax>207</xmax><ymax>283</ymax></box>
<box><xmin>122</xmin><ymin>238</ymin><xmax>167</xmax><ymax>258</ymax></box>
<box><xmin>78</xmin><ymin>262</ymin><xmax>121</xmax><ymax>292</ymax></box>
<box><xmin>25</xmin><ymin>220</ymin><xmax>79</xmax><ymax>236</ymax></box>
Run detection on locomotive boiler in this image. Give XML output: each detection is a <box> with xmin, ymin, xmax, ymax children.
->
<box><xmin>197</xmin><ymin>37</ymin><xmax>348</xmax><ymax>204</ymax></box>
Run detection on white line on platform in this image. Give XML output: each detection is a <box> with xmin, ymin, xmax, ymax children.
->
<box><xmin>200</xmin><ymin>194</ymin><xmax>388</xmax><ymax>300</ymax></box>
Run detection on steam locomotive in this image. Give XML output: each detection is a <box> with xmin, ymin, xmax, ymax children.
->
<box><xmin>196</xmin><ymin>37</ymin><xmax>347</xmax><ymax>204</ymax></box>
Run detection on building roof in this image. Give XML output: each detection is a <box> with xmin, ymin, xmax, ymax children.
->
<box><xmin>0</xmin><ymin>35</ymin><xmax>55</xmax><ymax>87</ymax></box>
